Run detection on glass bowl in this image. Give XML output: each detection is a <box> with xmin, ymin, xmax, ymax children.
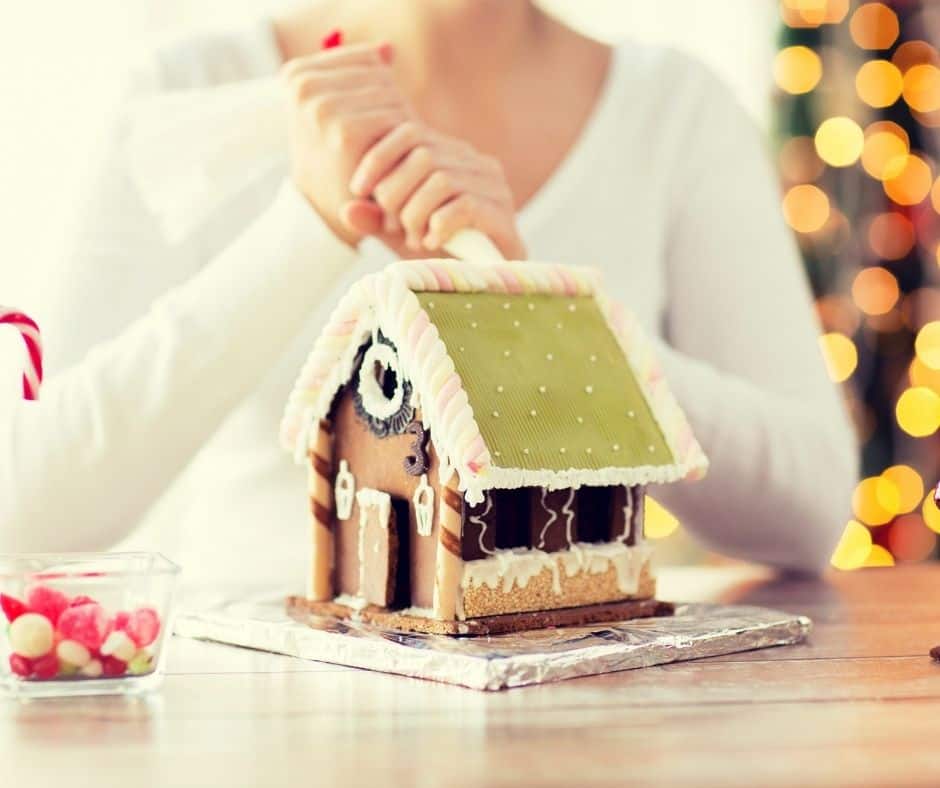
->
<box><xmin>0</xmin><ymin>552</ymin><xmax>180</xmax><ymax>698</ymax></box>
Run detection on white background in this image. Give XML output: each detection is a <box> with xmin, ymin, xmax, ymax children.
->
<box><xmin>0</xmin><ymin>0</ymin><xmax>777</xmax><ymax>382</ymax></box>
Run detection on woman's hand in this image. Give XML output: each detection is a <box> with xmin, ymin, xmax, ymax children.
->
<box><xmin>345</xmin><ymin>122</ymin><xmax>526</xmax><ymax>260</ymax></box>
<box><xmin>281</xmin><ymin>42</ymin><xmax>410</xmax><ymax>246</ymax></box>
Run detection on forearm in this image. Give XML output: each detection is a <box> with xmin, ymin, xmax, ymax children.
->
<box><xmin>0</xmin><ymin>181</ymin><xmax>356</xmax><ymax>550</ymax></box>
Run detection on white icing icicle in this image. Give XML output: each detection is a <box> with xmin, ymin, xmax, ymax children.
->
<box><xmin>620</xmin><ymin>486</ymin><xmax>633</xmax><ymax>543</ymax></box>
<box><xmin>536</xmin><ymin>489</ymin><xmax>558</xmax><ymax>549</ymax></box>
<box><xmin>469</xmin><ymin>492</ymin><xmax>496</xmax><ymax>556</ymax></box>
<box><xmin>335</xmin><ymin>460</ymin><xmax>355</xmax><ymax>521</ymax></box>
<box><xmin>413</xmin><ymin>474</ymin><xmax>434</xmax><ymax>537</ymax></box>
<box><xmin>561</xmin><ymin>489</ymin><xmax>576</xmax><ymax>544</ymax></box>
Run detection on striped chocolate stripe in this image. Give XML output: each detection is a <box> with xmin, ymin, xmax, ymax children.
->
<box><xmin>439</xmin><ymin>526</ymin><xmax>461</xmax><ymax>558</ymax></box>
<box><xmin>442</xmin><ymin>487</ymin><xmax>463</xmax><ymax>514</ymax></box>
<box><xmin>311</xmin><ymin>499</ymin><xmax>332</xmax><ymax>527</ymax></box>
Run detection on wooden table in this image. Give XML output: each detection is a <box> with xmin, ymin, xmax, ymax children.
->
<box><xmin>5</xmin><ymin>564</ymin><xmax>940</xmax><ymax>787</ymax></box>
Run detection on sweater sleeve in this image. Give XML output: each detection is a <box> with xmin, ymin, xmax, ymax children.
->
<box><xmin>0</xmin><ymin>67</ymin><xmax>358</xmax><ymax>551</ymax></box>
<box><xmin>650</xmin><ymin>66</ymin><xmax>858</xmax><ymax>572</ymax></box>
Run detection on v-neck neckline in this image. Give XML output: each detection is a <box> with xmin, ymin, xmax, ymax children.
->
<box><xmin>256</xmin><ymin>18</ymin><xmax>626</xmax><ymax>240</ymax></box>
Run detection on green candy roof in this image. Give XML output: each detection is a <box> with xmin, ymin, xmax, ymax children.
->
<box><xmin>416</xmin><ymin>292</ymin><xmax>674</xmax><ymax>475</ymax></box>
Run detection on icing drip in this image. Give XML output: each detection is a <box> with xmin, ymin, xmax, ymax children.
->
<box><xmin>620</xmin><ymin>486</ymin><xmax>633</xmax><ymax>543</ymax></box>
<box><xmin>536</xmin><ymin>489</ymin><xmax>559</xmax><ymax>549</ymax></box>
<box><xmin>469</xmin><ymin>492</ymin><xmax>496</xmax><ymax>556</ymax></box>
<box><xmin>355</xmin><ymin>488</ymin><xmax>391</xmax><ymax>528</ymax></box>
<box><xmin>461</xmin><ymin>543</ymin><xmax>653</xmax><ymax>598</ymax></box>
<box><xmin>560</xmin><ymin>488</ymin><xmax>576</xmax><ymax>544</ymax></box>
<box><xmin>333</xmin><ymin>593</ymin><xmax>368</xmax><ymax>611</ymax></box>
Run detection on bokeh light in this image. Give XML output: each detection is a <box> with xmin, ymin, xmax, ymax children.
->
<box><xmin>861</xmin><ymin>122</ymin><xmax>910</xmax><ymax>181</ymax></box>
<box><xmin>782</xmin><ymin>184</ymin><xmax>830</xmax><ymax>232</ymax></box>
<box><xmin>882</xmin><ymin>465</ymin><xmax>925</xmax><ymax>514</ymax></box>
<box><xmin>923</xmin><ymin>493</ymin><xmax>940</xmax><ymax>534</ymax></box>
<box><xmin>887</xmin><ymin>514</ymin><xmax>937</xmax><ymax>561</ymax></box>
<box><xmin>892</xmin><ymin>40</ymin><xmax>940</xmax><ymax>74</ymax></box>
<box><xmin>914</xmin><ymin>322</ymin><xmax>940</xmax><ymax>371</ymax></box>
<box><xmin>815</xmin><ymin>116</ymin><xmax>865</xmax><ymax>166</ymax></box>
<box><xmin>849</xmin><ymin>3</ymin><xmax>899</xmax><ymax>50</ymax></box>
<box><xmin>818</xmin><ymin>332</ymin><xmax>858</xmax><ymax>382</ymax></box>
<box><xmin>867</xmin><ymin>212</ymin><xmax>915</xmax><ymax>260</ymax></box>
<box><xmin>781</xmin><ymin>0</ymin><xmax>850</xmax><ymax>27</ymax></box>
<box><xmin>932</xmin><ymin>177</ymin><xmax>940</xmax><ymax>214</ymax></box>
<box><xmin>910</xmin><ymin>356</ymin><xmax>940</xmax><ymax>391</ymax></box>
<box><xmin>852</xmin><ymin>476</ymin><xmax>901</xmax><ymax>525</ymax></box>
<box><xmin>902</xmin><ymin>64</ymin><xmax>940</xmax><ymax>113</ymax></box>
<box><xmin>851</xmin><ymin>266</ymin><xmax>899</xmax><ymax>315</ymax></box>
<box><xmin>775</xmin><ymin>46</ymin><xmax>824</xmax><ymax>94</ymax></box>
<box><xmin>644</xmin><ymin>496</ymin><xmax>679</xmax><ymax>540</ymax></box>
<box><xmin>883</xmin><ymin>153</ymin><xmax>933</xmax><ymax>205</ymax></box>
<box><xmin>896</xmin><ymin>386</ymin><xmax>940</xmax><ymax>437</ymax></box>
<box><xmin>779</xmin><ymin>136</ymin><xmax>826</xmax><ymax>183</ymax></box>
<box><xmin>856</xmin><ymin>59</ymin><xmax>903</xmax><ymax>108</ymax></box>
<box><xmin>830</xmin><ymin>519</ymin><xmax>872</xmax><ymax>569</ymax></box>
<box><xmin>863</xmin><ymin>544</ymin><xmax>896</xmax><ymax>566</ymax></box>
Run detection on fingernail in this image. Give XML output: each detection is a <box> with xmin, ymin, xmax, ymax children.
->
<box><xmin>321</xmin><ymin>29</ymin><xmax>343</xmax><ymax>50</ymax></box>
<box><xmin>378</xmin><ymin>42</ymin><xmax>394</xmax><ymax>63</ymax></box>
<box><xmin>349</xmin><ymin>174</ymin><xmax>366</xmax><ymax>196</ymax></box>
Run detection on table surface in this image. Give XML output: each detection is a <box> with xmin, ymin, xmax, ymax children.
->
<box><xmin>4</xmin><ymin>564</ymin><xmax>940</xmax><ymax>788</ymax></box>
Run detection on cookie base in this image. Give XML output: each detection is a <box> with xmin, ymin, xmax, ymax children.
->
<box><xmin>287</xmin><ymin>595</ymin><xmax>674</xmax><ymax>636</ymax></box>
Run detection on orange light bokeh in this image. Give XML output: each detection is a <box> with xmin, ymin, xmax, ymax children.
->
<box><xmin>883</xmin><ymin>154</ymin><xmax>933</xmax><ymax>205</ymax></box>
<box><xmin>887</xmin><ymin>514</ymin><xmax>937</xmax><ymax>562</ymax></box>
<box><xmin>849</xmin><ymin>3</ymin><xmax>900</xmax><ymax>50</ymax></box>
<box><xmin>856</xmin><ymin>59</ymin><xmax>903</xmax><ymax>108</ymax></box>
<box><xmin>867</xmin><ymin>212</ymin><xmax>915</xmax><ymax>260</ymax></box>
<box><xmin>851</xmin><ymin>266</ymin><xmax>899</xmax><ymax>315</ymax></box>
<box><xmin>783</xmin><ymin>184</ymin><xmax>831</xmax><ymax>233</ymax></box>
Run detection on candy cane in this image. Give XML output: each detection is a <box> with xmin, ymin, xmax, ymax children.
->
<box><xmin>0</xmin><ymin>307</ymin><xmax>43</xmax><ymax>400</ymax></box>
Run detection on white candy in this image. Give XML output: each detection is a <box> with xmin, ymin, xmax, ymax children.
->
<box><xmin>8</xmin><ymin>613</ymin><xmax>54</xmax><ymax>658</ymax></box>
<box><xmin>56</xmin><ymin>639</ymin><xmax>91</xmax><ymax>668</ymax></box>
<box><xmin>80</xmin><ymin>659</ymin><xmax>103</xmax><ymax>678</ymax></box>
<box><xmin>100</xmin><ymin>630</ymin><xmax>136</xmax><ymax>662</ymax></box>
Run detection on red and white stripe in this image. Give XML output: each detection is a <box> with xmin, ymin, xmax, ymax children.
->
<box><xmin>0</xmin><ymin>307</ymin><xmax>43</xmax><ymax>400</ymax></box>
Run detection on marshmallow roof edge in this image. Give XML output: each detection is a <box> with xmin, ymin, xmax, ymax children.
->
<box><xmin>280</xmin><ymin>259</ymin><xmax>708</xmax><ymax>505</ymax></box>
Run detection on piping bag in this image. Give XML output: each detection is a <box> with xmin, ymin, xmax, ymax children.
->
<box><xmin>125</xmin><ymin>29</ymin><xmax>502</xmax><ymax>262</ymax></box>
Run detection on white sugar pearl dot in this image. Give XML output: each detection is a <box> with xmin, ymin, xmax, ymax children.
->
<box><xmin>628</xmin><ymin>410</ymin><xmax>635</xmax><ymax>418</ymax></box>
<box><xmin>504</xmin><ymin>350</ymin><xmax>511</xmax><ymax>357</ymax></box>
<box><xmin>586</xmin><ymin>447</ymin><xmax>593</xmax><ymax>454</ymax></box>
<box><xmin>492</xmin><ymin>410</ymin><xmax>500</xmax><ymax>418</ymax></box>
<box><xmin>560</xmin><ymin>447</ymin><xmax>567</xmax><ymax>454</ymax></box>
<box><xmin>589</xmin><ymin>354</ymin><xmax>597</xmax><ymax>362</ymax></box>
<box><xmin>428</xmin><ymin>302</ymin><xmax>435</xmax><ymax>309</ymax></box>
<box><xmin>613</xmin><ymin>444</ymin><xmax>621</xmax><ymax>451</ymax></box>
<box><xmin>513</xmin><ymin>320</ymin><xmax>521</xmax><ymax>328</ymax></box>
<box><xmin>496</xmin><ymin>385</ymin><xmax>504</xmax><ymax>393</ymax></box>
<box><xmin>585</xmin><ymin>385</ymin><xmax>594</xmax><ymax>394</ymax></box>
<box><xmin>546</xmin><ymin>353</ymin><xmax>554</xmax><ymax>361</ymax></box>
<box><xmin>503</xmin><ymin>303</ymin><xmax>511</xmax><ymax>310</ymax></box>
<box><xmin>648</xmin><ymin>445</ymin><xmax>656</xmax><ymax>453</ymax></box>
<box><xmin>471</xmin><ymin>321</ymin><xmax>478</xmax><ymax>328</ymax></box>
<box><xmin>568</xmin><ymin>304</ymin><xmax>577</xmax><ymax>312</ymax></box>
<box><xmin>556</xmin><ymin>322</ymin><xmax>563</xmax><ymax>329</ymax></box>
<box><xmin>494</xmin><ymin>450</ymin><xmax>501</xmax><ymax>457</ymax></box>
<box><xmin>459</xmin><ymin>346</ymin><xmax>465</xmax><ymax>352</ymax></box>
<box><xmin>576</xmin><ymin>416</ymin><xmax>584</xmax><ymax>424</ymax></box>
<box><xmin>530</xmin><ymin>409</ymin><xmax>537</xmax><ymax>417</ymax></box>
<box><xmin>527</xmin><ymin>303</ymin><xmax>535</xmax><ymax>311</ymax></box>
<box><xmin>538</xmin><ymin>385</ymin><xmax>547</xmax><ymax>394</ymax></box>
<box><xmin>523</xmin><ymin>448</ymin><xmax>530</xmax><ymax>455</ymax></box>
<box><xmin>465</xmin><ymin>303</ymin><xmax>473</xmax><ymax>310</ymax></box>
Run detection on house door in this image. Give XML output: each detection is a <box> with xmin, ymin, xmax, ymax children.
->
<box><xmin>356</xmin><ymin>489</ymin><xmax>410</xmax><ymax>608</ymax></box>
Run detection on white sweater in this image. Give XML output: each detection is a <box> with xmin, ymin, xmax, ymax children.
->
<box><xmin>0</xmin><ymin>21</ymin><xmax>857</xmax><ymax>587</ymax></box>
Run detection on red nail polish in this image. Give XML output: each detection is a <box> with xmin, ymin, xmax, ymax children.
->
<box><xmin>321</xmin><ymin>29</ymin><xmax>343</xmax><ymax>50</ymax></box>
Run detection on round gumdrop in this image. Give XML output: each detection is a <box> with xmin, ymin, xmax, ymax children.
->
<box><xmin>8</xmin><ymin>654</ymin><xmax>32</xmax><ymax>678</ymax></box>
<box><xmin>101</xmin><ymin>656</ymin><xmax>127</xmax><ymax>677</ymax></box>
<box><xmin>57</xmin><ymin>604</ymin><xmax>110</xmax><ymax>651</ymax></box>
<box><xmin>56</xmin><ymin>638</ymin><xmax>91</xmax><ymax>668</ymax></box>
<box><xmin>26</xmin><ymin>586</ymin><xmax>69</xmax><ymax>626</ymax></box>
<box><xmin>32</xmin><ymin>653</ymin><xmax>59</xmax><ymax>680</ymax></box>
<box><xmin>8</xmin><ymin>613</ymin><xmax>54</xmax><ymax>658</ymax></box>
<box><xmin>124</xmin><ymin>607</ymin><xmax>161</xmax><ymax>647</ymax></box>
<box><xmin>0</xmin><ymin>593</ymin><xmax>27</xmax><ymax>623</ymax></box>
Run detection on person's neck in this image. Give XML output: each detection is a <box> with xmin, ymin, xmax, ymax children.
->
<box><xmin>351</xmin><ymin>0</ymin><xmax>547</xmax><ymax>87</ymax></box>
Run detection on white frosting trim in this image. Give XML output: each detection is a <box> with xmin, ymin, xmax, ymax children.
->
<box><xmin>356</xmin><ymin>342</ymin><xmax>405</xmax><ymax>419</ymax></box>
<box><xmin>413</xmin><ymin>474</ymin><xmax>434</xmax><ymax>537</ymax></box>
<box><xmin>334</xmin><ymin>460</ymin><xmax>355</xmax><ymax>521</ymax></box>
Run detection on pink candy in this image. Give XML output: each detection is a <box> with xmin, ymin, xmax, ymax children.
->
<box><xmin>122</xmin><ymin>607</ymin><xmax>161</xmax><ymax>647</ymax></box>
<box><xmin>3</xmin><ymin>585</ymin><xmax>162</xmax><ymax>682</ymax></box>
<box><xmin>26</xmin><ymin>586</ymin><xmax>69</xmax><ymax>626</ymax></box>
<box><xmin>57</xmin><ymin>603</ymin><xmax>111</xmax><ymax>652</ymax></box>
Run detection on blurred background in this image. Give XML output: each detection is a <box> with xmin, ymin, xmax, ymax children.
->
<box><xmin>0</xmin><ymin>1</ymin><xmax>937</xmax><ymax>570</ymax></box>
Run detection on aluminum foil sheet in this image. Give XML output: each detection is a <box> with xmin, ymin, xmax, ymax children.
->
<box><xmin>174</xmin><ymin>593</ymin><xmax>811</xmax><ymax>691</ymax></box>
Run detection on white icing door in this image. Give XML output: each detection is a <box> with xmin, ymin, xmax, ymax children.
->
<box><xmin>355</xmin><ymin>488</ymin><xmax>396</xmax><ymax>607</ymax></box>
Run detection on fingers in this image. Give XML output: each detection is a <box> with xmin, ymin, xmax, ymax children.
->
<box><xmin>288</xmin><ymin>66</ymin><xmax>396</xmax><ymax>102</ymax></box>
<box><xmin>425</xmin><ymin>196</ymin><xmax>525</xmax><ymax>259</ymax></box>
<box><xmin>371</xmin><ymin>145</ymin><xmax>436</xmax><ymax>233</ymax></box>
<box><xmin>280</xmin><ymin>42</ymin><xmax>392</xmax><ymax>83</ymax></box>
<box><xmin>349</xmin><ymin>121</ymin><xmax>427</xmax><ymax>197</ymax></box>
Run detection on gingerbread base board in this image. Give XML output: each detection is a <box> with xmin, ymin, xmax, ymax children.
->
<box><xmin>287</xmin><ymin>595</ymin><xmax>675</xmax><ymax>636</ymax></box>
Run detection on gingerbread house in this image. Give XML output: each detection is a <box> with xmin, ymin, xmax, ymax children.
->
<box><xmin>281</xmin><ymin>259</ymin><xmax>707</xmax><ymax>635</ymax></box>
